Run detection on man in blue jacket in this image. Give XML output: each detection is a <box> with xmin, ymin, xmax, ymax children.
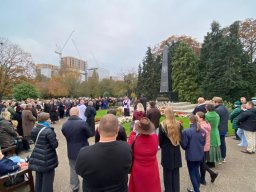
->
<box><xmin>62</xmin><ymin>107</ymin><xmax>92</xmax><ymax>192</ymax></box>
<box><xmin>213</xmin><ymin>97</ymin><xmax>229</xmax><ymax>163</ymax></box>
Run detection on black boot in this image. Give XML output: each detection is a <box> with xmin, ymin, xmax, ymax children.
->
<box><xmin>200</xmin><ymin>179</ymin><xmax>206</xmax><ymax>185</ymax></box>
<box><xmin>211</xmin><ymin>172</ymin><xmax>218</xmax><ymax>183</ymax></box>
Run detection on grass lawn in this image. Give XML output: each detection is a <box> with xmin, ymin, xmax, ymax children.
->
<box><xmin>95</xmin><ymin>109</ymin><xmax>108</xmax><ymax>119</ymax></box>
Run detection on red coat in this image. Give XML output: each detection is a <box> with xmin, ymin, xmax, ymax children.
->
<box><xmin>128</xmin><ymin>131</ymin><xmax>161</xmax><ymax>192</ymax></box>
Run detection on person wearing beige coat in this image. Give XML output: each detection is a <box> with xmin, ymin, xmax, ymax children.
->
<box><xmin>22</xmin><ymin>104</ymin><xmax>36</xmax><ymax>137</ymax></box>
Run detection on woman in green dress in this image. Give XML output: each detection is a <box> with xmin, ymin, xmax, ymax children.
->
<box><xmin>205</xmin><ymin>103</ymin><xmax>222</xmax><ymax>165</ymax></box>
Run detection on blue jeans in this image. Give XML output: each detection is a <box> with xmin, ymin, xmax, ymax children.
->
<box><xmin>187</xmin><ymin>161</ymin><xmax>201</xmax><ymax>192</ymax></box>
<box><xmin>237</xmin><ymin>128</ymin><xmax>248</xmax><ymax>147</ymax></box>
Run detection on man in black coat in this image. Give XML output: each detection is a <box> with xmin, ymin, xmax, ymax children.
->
<box><xmin>146</xmin><ymin>101</ymin><xmax>161</xmax><ymax>133</ymax></box>
<box><xmin>139</xmin><ymin>94</ymin><xmax>147</xmax><ymax>112</ymax></box>
<box><xmin>213</xmin><ymin>97</ymin><xmax>229</xmax><ymax>163</ymax></box>
<box><xmin>238</xmin><ymin>101</ymin><xmax>256</xmax><ymax>154</ymax></box>
<box><xmin>85</xmin><ymin>101</ymin><xmax>96</xmax><ymax>136</ymax></box>
<box><xmin>76</xmin><ymin>114</ymin><xmax>132</xmax><ymax>192</ymax></box>
<box><xmin>62</xmin><ymin>107</ymin><xmax>92</xmax><ymax>192</ymax></box>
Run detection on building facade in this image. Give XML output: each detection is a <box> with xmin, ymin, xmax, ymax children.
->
<box><xmin>35</xmin><ymin>64</ymin><xmax>59</xmax><ymax>78</ymax></box>
<box><xmin>61</xmin><ymin>56</ymin><xmax>87</xmax><ymax>81</ymax></box>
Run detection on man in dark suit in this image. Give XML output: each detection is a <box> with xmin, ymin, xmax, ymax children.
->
<box><xmin>62</xmin><ymin>107</ymin><xmax>92</xmax><ymax>192</ymax></box>
<box><xmin>213</xmin><ymin>97</ymin><xmax>229</xmax><ymax>163</ymax></box>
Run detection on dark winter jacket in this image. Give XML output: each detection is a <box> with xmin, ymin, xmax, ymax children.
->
<box><xmin>61</xmin><ymin>116</ymin><xmax>92</xmax><ymax>160</ymax></box>
<box><xmin>0</xmin><ymin>118</ymin><xmax>17</xmax><ymax>148</ymax></box>
<box><xmin>215</xmin><ymin>104</ymin><xmax>229</xmax><ymax>135</ymax></box>
<box><xmin>159</xmin><ymin>124</ymin><xmax>182</xmax><ymax>170</ymax></box>
<box><xmin>230</xmin><ymin>106</ymin><xmax>242</xmax><ymax>130</ymax></box>
<box><xmin>181</xmin><ymin>124</ymin><xmax>206</xmax><ymax>162</ymax></box>
<box><xmin>237</xmin><ymin>108</ymin><xmax>256</xmax><ymax>132</ymax></box>
<box><xmin>28</xmin><ymin>124</ymin><xmax>58</xmax><ymax>172</ymax></box>
<box><xmin>85</xmin><ymin>106</ymin><xmax>96</xmax><ymax>136</ymax></box>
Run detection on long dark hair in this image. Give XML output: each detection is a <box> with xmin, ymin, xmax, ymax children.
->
<box><xmin>189</xmin><ymin>114</ymin><xmax>201</xmax><ymax>132</ymax></box>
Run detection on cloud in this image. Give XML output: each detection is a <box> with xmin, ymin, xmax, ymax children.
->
<box><xmin>0</xmin><ymin>0</ymin><xmax>255</xmax><ymax>75</ymax></box>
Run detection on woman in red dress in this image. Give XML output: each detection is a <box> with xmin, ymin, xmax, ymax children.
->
<box><xmin>128</xmin><ymin>117</ymin><xmax>161</xmax><ymax>192</ymax></box>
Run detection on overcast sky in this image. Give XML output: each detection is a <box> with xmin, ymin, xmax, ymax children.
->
<box><xmin>0</xmin><ymin>0</ymin><xmax>255</xmax><ymax>75</ymax></box>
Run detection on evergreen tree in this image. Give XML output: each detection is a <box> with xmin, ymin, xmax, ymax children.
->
<box><xmin>136</xmin><ymin>47</ymin><xmax>161</xmax><ymax>100</ymax></box>
<box><xmin>200</xmin><ymin>21</ymin><xmax>226</xmax><ymax>99</ymax></box>
<box><xmin>172</xmin><ymin>42</ymin><xmax>200</xmax><ymax>102</ymax></box>
<box><xmin>219</xmin><ymin>21</ymin><xmax>248</xmax><ymax>101</ymax></box>
<box><xmin>200</xmin><ymin>21</ymin><xmax>251</xmax><ymax>101</ymax></box>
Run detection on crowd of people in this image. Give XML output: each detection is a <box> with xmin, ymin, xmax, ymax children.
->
<box><xmin>0</xmin><ymin>95</ymin><xmax>256</xmax><ymax>192</ymax></box>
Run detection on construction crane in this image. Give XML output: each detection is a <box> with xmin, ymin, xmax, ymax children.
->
<box><xmin>72</xmin><ymin>39</ymin><xmax>82</xmax><ymax>59</ymax></box>
<box><xmin>54</xmin><ymin>30</ymin><xmax>75</xmax><ymax>63</ymax></box>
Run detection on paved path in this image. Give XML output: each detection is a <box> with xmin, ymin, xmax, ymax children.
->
<box><xmin>21</xmin><ymin>118</ymin><xmax>256</xmax><ymax>192</ymax></box>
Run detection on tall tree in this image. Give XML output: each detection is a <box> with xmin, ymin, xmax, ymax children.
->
<box><xmin>123</xmin><ymin>72</ymin><xmax>138</xmax><ymax>98</ymax></box>
<box><xmin>98</xmin><ymin>78</ymin><xmax>114</xmax><ymax>97</ymax></box>
<box><xmin>219</xmin><ymin>21</ymin><xmax>249</xmax><ymax>100</ymax></box>
<box><xmin>200</xmin><ymin>21</ymin><xmax>251</xmax><ymax>101</ymax></box>
<box><xmin>239</xmin><ymin>18</ymin><xmax>256</xmax><ymax>64</ymax></box>
<box><xmin>172</xmin><ymin>42</ymin><xmax>200</xmax><ymax>102</ymax></box>
<box><xmin>48</xmin><ymin>75</ymin><xmax>68</xmax><ymax>97</ymax></box>
<box><xmin>0</xmin><ymin>38</ymin><xmax>34</xmax><ymax>100</ymax></box>
<box><xmin>136</xmin><ymin>47</ymin><xmax>161</xmax><ymax>100</ymax></box>
<box><xmin>62</xmin><ymin>71</ymin><xmax>81</xmax><ymax>97</ymax></box>
<box><xmin>87</xmin><ymin>70</ymin><xmax>100</xmax><ymax>98</ymax></box>
<box><xmin>200</xmin><ymin>21</ymin><xmax>226</xmax><ymax>99</ymax></box>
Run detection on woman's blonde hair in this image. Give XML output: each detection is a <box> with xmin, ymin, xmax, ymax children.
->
<box><xmin>136</xmin><ymin>103</ymin><xmax>145</xmax><ymax>113</ymax></box>
<box><xmin>162</xmin><ymin>106</ymin><xmax>180</xmax><ymax>146</ymax></box>
<box><xmin>1</xmin><ymin>109</ymin><xmax>11</xmax><ymax>120</ymax></box>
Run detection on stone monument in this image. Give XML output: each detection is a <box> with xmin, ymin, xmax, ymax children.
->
<box><xmin>160</xmin><ymin>45</ymin><xmax>169</xmax><ymax>93</ymax></box>
<box><xmin>157</xmin><ymin>45</ymin><xmax>178</xmax><ymax>102</ymax></box>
